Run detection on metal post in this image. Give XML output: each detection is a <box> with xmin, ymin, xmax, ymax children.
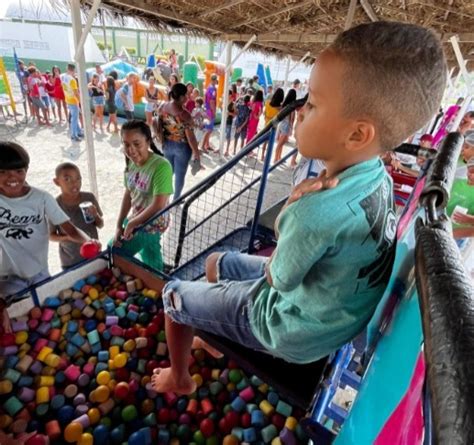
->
<box><xmin>450</xmin><ymin>35</ymin><xmax>473</xmax><ymax>131</ymax></box>
<box><xmin>101</xmin><ymin>13</ymin><xmax>109</xmax><ymax>61</ymax></box>
<box><xmin>70</xmin><ymin>0</ymin><xmax>99</xmax><ymax>198</ymax></box>
<box><xmin>112</xmin><ymin>29</ymin><xmax>117</xmax><ymax>55</ymax></box>
<box><xmin>184</xmin><ymin>35</ymin><xmax>189</xmax><ymax>60</ymax></box>
<box><xmin>283</xmin><ymin>56</ymin><xmax>290</xmax><ymax>90</ymax></box>
<box><xmin>248</xmin><ymin>128</ymin><xmax>276</xmax><ymax>253</ymax></box>
<box><xmin>73</xmin><ymin>0</ymin><xmax>101</xmax><ymax>62</ymax></box>
<box><xmin>136</xmin><ymin>30</ymin><xmax>141</xmax><ymax>58</ymax></box>
<box><xmin>208</xmin><ymin>41</ymin><xmax>215</xmax><ymax>61</ymax></box>
<box><xmin>288</xmin><ymin>51</ymin><xmax>310</xmax><ymax>75</ymax></box>
<box><xmin>218</xmin><ymin>40</ymin><xmax>232</xmax><ymax>156</ymax></box>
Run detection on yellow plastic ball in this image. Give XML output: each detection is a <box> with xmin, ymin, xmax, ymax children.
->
<box><xmin>87</xmin><ymin>408</ymin><xmax>101</xmax><ymax>425</ymax></box>
<box><xmin>64</xmin><ymin>422</ymin><xmax>83</xmax><ymax>443</ymax></box>
<box><xmin>88</xmin><ymin>288</ymin><xmax>99</xmax><ymax>300</ymax></box>
<box><xmin>77</xmin><ymin>432</ymin><xmax>93</xmax><ymax>445</ymax></box>
<box><xmin>113</xmin><ymin>353</ymin><xmax>127</xmax><ymax>368</ymax></box>
<box><xmin>191</xmin><ymin>373</ymin><xmax>203</xmax><ymax>388</ymax></box>
<box><xmin>123</xmin><ymin>339</ymin><xmax>136</xmax><ymax>352</ymax></box>
<box><xmin>96</xmin><ymin>370</ymin><xmax>111</xmax><ymax>386</ymax></box>
<box><xmin>93</xmin><ymin>385</ymin><xmax>110</xmax><ymax>403</ymax></box>
<box><xmin>15</xmin><ymin>331</ymin><xmax>28</xmax><ymax>345</ymax></box>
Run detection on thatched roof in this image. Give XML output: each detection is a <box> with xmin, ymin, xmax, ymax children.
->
<box><xmin>77</xmin><ymin>0</ymin><xmax>474</xmax><ymax>70</ymax></box>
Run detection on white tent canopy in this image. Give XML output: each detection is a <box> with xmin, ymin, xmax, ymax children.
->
<box><xmin>0</xmin><ymin>20</ymin><xmax>105</xmax><ymax>64</ymax></box>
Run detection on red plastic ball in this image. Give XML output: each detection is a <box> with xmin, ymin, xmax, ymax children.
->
<box><xmin>200</xmin><ymin>418</ymin><xmax>215</xmax><ymax>438</ymax></box>
<box><xmin>79</xmin><ymin>241</ymin><xmax>100</xmax><ymax>259</ymax></box>
<box><xmin>241</xmin><ymin>412</ymin><xmax>251</xmax><ymax>428</ymax></box>
<box><xmin>146</xmin><ymin>360</ymin><xmax>160</xmax><ymax>376</ymax></box>
<box><xmin>225</xmin><ymin>411</ymin><xmax>240</xmax><ymax>429</ymax></box>
<box><xmin>271</xmin><ymin>413</ymin><xmax>286</xmax><ymax>430</ymax></box>
<box><xmin>158</xmin><ymin>408</ymin><xmax>171</xmax><ymax>424</ymax></box>
<box><xmin>218</xmin><ymin>417</ymin><xmax>231</xmax><ymax>434</ymax></box>
<box><xmin>114</xmin><ymin>382</ymin><xmax>129</xmax><ymax>399</ymax></box>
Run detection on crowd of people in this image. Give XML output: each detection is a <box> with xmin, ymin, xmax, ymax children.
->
<box><xmin>1</xmin><ymin>23</ymin><xmax>473</xmax><ymax>375</ymax></box>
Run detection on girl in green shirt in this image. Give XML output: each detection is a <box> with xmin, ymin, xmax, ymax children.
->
<box><xmin>113</xmin><ymin>120</ymin><xmax>173</xmax><ymax>271</ymax></box>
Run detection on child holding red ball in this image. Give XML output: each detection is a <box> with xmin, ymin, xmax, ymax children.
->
<box><xmin>50</xmin><ymin>162</ymin><xmax>103</xmax><ymax>269</ymax></box>
<box><xmin>0</xmin><ymin>142</ymin><xmax>100</xmax><ymax>332</ymax></box>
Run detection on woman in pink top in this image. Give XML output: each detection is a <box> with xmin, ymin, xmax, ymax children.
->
<box><xmin>51</xmin><ymin>66</ymin><xmax>68</xmax><ymax>122</ymax></box>
<box><xmin>432</xmin><ymin>97</ymin><xmax>463</xmax><ymax>147</ymax></box>
<box><xmin>246</xmin><ymin>90</ymin><xmax>264</xmax><ymax>143</ymax></box>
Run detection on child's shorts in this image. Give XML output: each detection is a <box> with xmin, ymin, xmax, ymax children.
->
<box><xmin>234</xmin><ymin>125</ymin><xmax>247</xmax><ymax>141</ymax></box>
<box><xmin>41</xmin><ymin>95</ymin><xmax>51</xmax><ymax>108</ymax></box>
<box><xmin>204</xmin><ymin>116</ymin><xmax>215</xmax><ymax>131</ymax></box>
<box><xmin>225</xmin><ymin>124</ymin><xmax>232</xmax><ymax>141</ymax></box>
<box><xmin>162</xmin><ymin>252</ymin><xmax>268</xmax><ymax>351</ymax></box>
<box><xmin>0</xmin><ymin>270</ymin><xmax>50</xmax><ymax>302</ymax></box>
<box><xmin>31</xmin><ymin>96</ymin><xmax>46</xmax><ymax>110</ymax></box>
<box><xmin>92</xmin><ymin>96</ymin><xmax>105</xmax><ymax>107</ymax></box>
<box><xmin>145</xmin><ymin>102</ymin><xmax>155</xmax><ymax>113</ymax></box>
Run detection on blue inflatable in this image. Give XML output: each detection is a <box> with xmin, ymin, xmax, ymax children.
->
<box><xmin>256</xmin><ymin>63</ymin><xmax>267</xmax><ymax>92</ymax></box>
<box><xmin>86</xmin><ymin>60</ymin><xmax>140</xmax><ymax>80</ymax></box>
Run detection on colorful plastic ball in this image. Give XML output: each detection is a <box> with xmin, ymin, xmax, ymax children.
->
<box><xmin>93</xmin><ymin>424</ymin><xmax>109</xmax><ymax>443</ymax></box>
<box><xmin>96</xmin><ymin>370</ymin><xmax>111</xmax><ymax>386</ymax></box>
<box><xmin>200</xmin><ymin>418</ymin><xmax>215</xmax><ymax>438</ymax></box>
<box><xmin>87</xmin><ymin>408</ymin><xmax>101</xmax><ymax>425</ymax></box>
<box><xmin>113</xmin><ymin>353</ymin><xmax>127</xmax><ymax>368</ymax></box>
<box><xmin>79</xmin><ymin>241</ymin><xmax>100</xmax><ymax>259</ymax></box>
<box><xmin>64</xmin><ymin>422</ymin><xmax>83</xmax><ymax>443</ymax></box>
<box><xmin>77</xmin><ymin>433</ymin><xmax>93</xmax><ymax>445</ymax></box>
<box><xmin>93</xmin><ymin>385</ymin><xmax>110</xmax><ymax>403</ymax></box>
<box><xmin>193</xmin><ymin>430</ymin><xmax>206</xmax><ymax>445</ymax></box>
<box><xmin>122</xmin><ymin>405</ymin><xmax>138</xmax><ymax>422</ymax></box>
<box><xmin>223</xmin><ymin>435</ymin><xmax>240</xmax><ymax>445</ymax></box>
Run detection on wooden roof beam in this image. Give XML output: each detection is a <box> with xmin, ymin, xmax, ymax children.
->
<box><xmin>232</xmin><ymin>0</ymin><xmax>314</xmax><ymax>28</ymax></box>
<box><xmin>108</xmin><ymin>0</ymin><xmax>222</xmax><ymax>34</ymax></box>
<box><xmin>224</xmin><ymin>33</ymin><xmax>337</xmax><ymax>43</ymax></box>
<box><xmin>225</xmin><ymin>32</ymin><xmax>474</xmax><ymax>44</ymax></box>
<box><xmin>196</xmin><ymin>0</ymin><xmax>248</xmax><ymax>18</ymax></box>
<box><xmin>410</xmin><ymin>1</ymin><xmax>474</xmax><ymax>20</ymax></box>
<box><xmin>253</xmin><ymin>42</ymin><xmax>313</xmax><ymax>59</ymax></box>
<box><xmin>360</xmin><ymin>0</ymin><xmax>378</xmax><ymax>21</ymax></box>
<box><xmin>344</xmin><ymin>0</ymin><xmax>358</xmax><ymax>30</ymax></box>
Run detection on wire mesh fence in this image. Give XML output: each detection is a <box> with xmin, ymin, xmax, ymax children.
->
<box><xmin>160</xmin><ymin>132</ymin><xmax>294</xmax><ymax>280</ymax></box>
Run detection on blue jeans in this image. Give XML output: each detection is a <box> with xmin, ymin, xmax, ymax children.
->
<box><xmin>162</xmin><ymin>252</ymin><xmax>268</xmax><ymax>351</ymax></box>
<box><xmin>163</xmin><ymin>140</ymin><xmax>192</xmax><ymax>201</ymax></box>
<box><xmin>68</xmin><ymin>104</ymin><xmax>81</xmax><ymax>139</ymax></box>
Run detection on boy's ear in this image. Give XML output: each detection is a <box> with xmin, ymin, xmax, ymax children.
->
<box><xmin>53</xmin><ymin>177</ymin><xmax>60</xmax><ymax>186</ymax></box>
<box><xmin>345</xmin><ymin>120</ymin><xmax>376</xmax><ymax>152</ymax></box>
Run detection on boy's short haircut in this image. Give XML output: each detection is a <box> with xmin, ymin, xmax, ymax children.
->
<box><xmin>67</xmin><ymin>63</ymin><xmax>76</xmax><ymax>71</ymax></box>
<box><xmin>196</xmin><ymin>97</ymin><xmax>204</xmax><ymax>106</ymax></box>
<box><xmin>330</xmin><ymin>21</ymin><xmax>447</xmax><ymax>150</ymax></box>
<box><xmin>55</xmin><ymin>162</ymin><xmax>80</xmax><ymax>177</ymax></box>
<box><xmin>0</xmin><ymin>142</ymin><xmax>30</xmax><ymax>170</ymax></box>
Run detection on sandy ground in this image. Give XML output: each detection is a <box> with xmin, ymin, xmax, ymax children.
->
<box><xmin>0</xmin><ymin>111</ymin><xmax>295</xmax><ymax>275</ymax></box>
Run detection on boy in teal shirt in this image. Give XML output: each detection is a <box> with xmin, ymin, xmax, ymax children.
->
<box><xmin>151</xmin><ymin>21</ymin><xmax>447</xmax><ymax>394</ymax></box>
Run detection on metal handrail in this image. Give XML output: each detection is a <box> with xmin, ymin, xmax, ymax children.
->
<box><xmin>415</xmin><ymin>132</ymin><xmax>474</xmax><ymax>444</ymax></box>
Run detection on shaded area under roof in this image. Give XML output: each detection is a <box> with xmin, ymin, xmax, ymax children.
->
<box><xmin>71</xmin><ymin>0</ymin><xmax>474</xmax><ymax>70</ymax></box>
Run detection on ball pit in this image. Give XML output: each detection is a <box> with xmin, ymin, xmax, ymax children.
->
<box><xmin>0</xmin><ymin>267</ymin><xmax>308</xmax><ymax>444</ymax></box>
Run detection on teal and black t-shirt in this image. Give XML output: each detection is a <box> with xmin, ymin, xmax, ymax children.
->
<box><xmin>250</xmin><ymin>157</ymin><xmax>396</xmax><ymax>363</ymax></box>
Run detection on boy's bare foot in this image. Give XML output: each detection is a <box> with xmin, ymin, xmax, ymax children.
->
<box><xmin>192</xmin><ymin>336</ymin><xmax>224</xmax><ymax>359</ymax></box>
<box><xmin>151</xmin><ymin>368</ymin><xmax>196</xmax><ymax>394</ymax></box>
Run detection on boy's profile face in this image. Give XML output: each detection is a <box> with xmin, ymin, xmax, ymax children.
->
<box><xmin>0</xmin><ymin>168</ymin><xmax>28</xmax><ymax>198</ymax></box>
<box><xmin>295</xmin><ymin>50</ymin><xmax>352</xmax><ymax>161</ymax></box>
<box><xmin>54</xmin><ymin>168</ymin><xmax>82</xmax><ymax>196</ymax></box>
<box><xmin>467</xmin><ymin>166</ymin><xmax>474</xmax><ymax>185</ymax></box>
<box><xmin>462</xmin><ymin>142</ymin><xmax>474</xmax><ymax>163</ymax></box>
